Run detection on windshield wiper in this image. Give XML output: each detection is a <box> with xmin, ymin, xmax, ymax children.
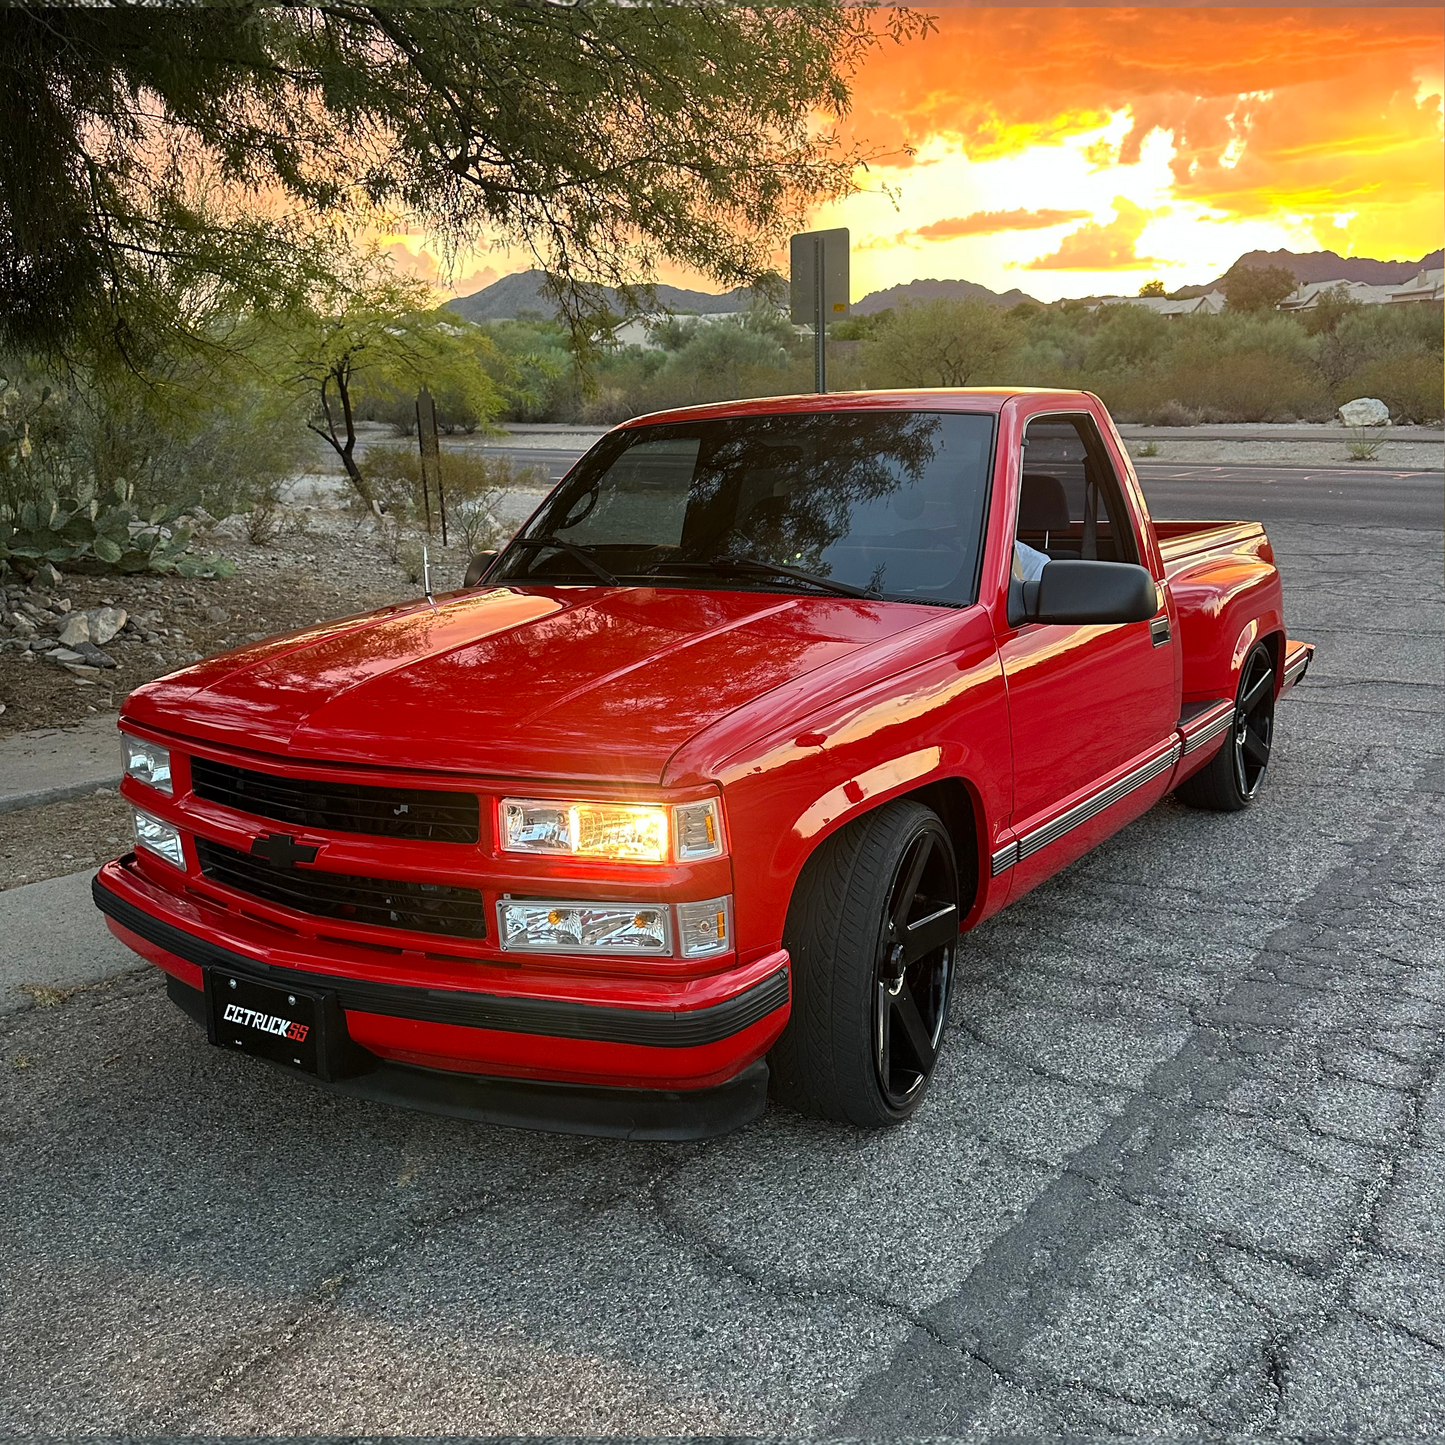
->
<box><xmin>508</xmin><ymin>535</ymin><xmax>620</xmax><ymax>586</ymax></box>
<box><xmin>697</xmin><ymin>555</ymin><xmax>877</xmax><ymax>599</ymax></box>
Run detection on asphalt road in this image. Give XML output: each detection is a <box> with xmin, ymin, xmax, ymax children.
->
<box><xmin>2</xmin><ymin>483</ymin><xmax>1443</xmax><ymax>1434</ymax></box>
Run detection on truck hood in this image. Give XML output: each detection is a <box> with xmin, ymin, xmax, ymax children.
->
<box><xmin>124</xmin><ymin>585</ymin><xmax>929</xmax><ymax>784</ymax></box>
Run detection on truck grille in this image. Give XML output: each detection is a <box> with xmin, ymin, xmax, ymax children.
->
<box><xmin>195</xmin><ymin>837</ymin><xmax>488</xmax><ymax>940</ymax></box>
<box><xmin>190</xmin><ymin>756</ymin><xmax>479</xmax><ymax>844</ymax></box>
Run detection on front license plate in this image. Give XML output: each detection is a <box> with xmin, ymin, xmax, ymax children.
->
<box><xmin>208</xmin><ymin>972</ymin><xmax>323</xmax><ymax>1074</ymax></box>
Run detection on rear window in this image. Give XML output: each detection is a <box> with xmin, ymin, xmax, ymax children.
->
<box><xmin>496</xmin><ymin>410</ymin><xmax>997</xmax><ymax>606</ymax></box>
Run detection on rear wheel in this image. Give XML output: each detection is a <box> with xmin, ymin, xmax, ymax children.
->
<box><xmin>769</xmin><ymin>800</ymin><xmax>959</xmax><ymax>1127</ymax></box>
<box><xmin>1177</xmin><ymin>642</ymin><xmax>1276</xmax><ymax>812</ymax></box>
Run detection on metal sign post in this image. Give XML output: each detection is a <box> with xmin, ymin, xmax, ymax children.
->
<box><xmin>789</xmin><ymin>228</ymin><xmax>849</xmax><ymax>395</ymax></box>
<box><xmin>414</xmin><ymin>388</ymin><xmax>448</xmax><ymax>546</ymax></box>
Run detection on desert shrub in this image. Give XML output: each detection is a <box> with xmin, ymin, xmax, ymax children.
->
<box><xmin>361</xmin><ymin>444</ymin><xmax>534</xmax><ymax>552</ymax></box>
<box><xmin>1</xmin><ymin>356</ymin><xmax>307</xmax><ymax>523</ymax></box>
<box><xmin>451</xmin><ymin>494</ymin><xmax>504</xmax><ymax>554</ymax></box>
<box><xmin>1345</xmin><ymin>427</ymin><xmax>1385</xmax><ymax>461</ymax></box>
<box><xmin>1083</xmin><ymin>304</ymin><xmax>1172</xmax><ymax>374</ymax></box>
<box><xmin>1336</xmin><ymin>353</ymin><xmax>1445</xmax><ymax>424</ymax></box>
<box><xmin>242</xmin><ymin>479</ymin><xmax>285</xmax><ymax>544</ymax></box>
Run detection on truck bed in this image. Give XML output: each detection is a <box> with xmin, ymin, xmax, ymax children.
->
<box><xmin>1154</xmin><ymin>519</ymin><xmax>1268</xmax><ymax>575</ymax></box>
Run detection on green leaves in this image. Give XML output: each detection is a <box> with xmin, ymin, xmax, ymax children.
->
<box><xmin>0</xmin><ymin>481</ymin><xmax>230</xmax><ymax>578</ymax></box>
<box><xmin>3</xmin><ymin>5</ymin><xmax>908</xmax><ymax>365</ymax></box>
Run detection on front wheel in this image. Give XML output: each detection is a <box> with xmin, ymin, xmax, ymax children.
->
<box><xmin>769</xmin><ymin>800</ymin><xmax>960</xmax><ymax>1127</ymax></box>
<box><xmin>1176</xmin><ymin>642</ymin><xmax>1276</xmax><ymax>812</ymax></box>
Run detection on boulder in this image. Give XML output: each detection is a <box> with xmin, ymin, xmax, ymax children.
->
<box><xmin>31</xmin><ymin>562</ymin><xmax>64</xmax><ymax>592</ymax></box>
<box><xmin>48</xmin><ymin>647</ymin><xmax>86</xmax><ymax>665</ymax></box>
<box><xmin>86</xmin><ymin>605</ymin><xmax>128</xmax><ymax>646</ymax></box>
<box><xmin>1338</xmin><ymin>397</ymin><xmax>1391</xmax><ymax>428</ymax></box>
<box><xmin>56</xmin><ymin>613</ymin><xmax>90</xmax><ymax>648</ymax></box>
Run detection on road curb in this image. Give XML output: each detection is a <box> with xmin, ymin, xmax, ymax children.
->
<box><xmin>0</xmin><ymin>776</ymin><xmax>124</xmax><ymax>815</ymax></box>
<box><xmin>0</xmin><ymin>866</ymin><xmax>141</xmax><ymax>1014</ymax></box>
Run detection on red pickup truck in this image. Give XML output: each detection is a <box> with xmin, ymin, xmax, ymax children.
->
<box><xmin>95</xmin><ymin>389</ymin><xmax>1312</xmax><ymax>1138</ymax></box>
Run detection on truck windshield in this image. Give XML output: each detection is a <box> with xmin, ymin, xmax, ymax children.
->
<box><xmin>492</xmin><ymin>410</ymin><xmax>997</xmax><ymax>606</ymax></box>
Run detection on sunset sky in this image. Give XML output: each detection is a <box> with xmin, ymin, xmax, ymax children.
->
<box><xmin>390</xmin><ymin>5</ymin><xmax>1445</xmax><ymax>305</ymax></box>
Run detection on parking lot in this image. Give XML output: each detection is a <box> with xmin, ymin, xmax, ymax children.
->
<box><xmin>1</xmin><ymin>472</ymin><xmax>1441</xmax><ymax>1436</ymax></box>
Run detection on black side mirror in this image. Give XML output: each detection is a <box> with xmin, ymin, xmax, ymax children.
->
<box><xmin>1012</xmin><ymin>560</ymin><xmax>1158</xmax><ymax>626</ymax></box>
<box><xmin>463</xmin><ymin>550</ymin><xmax>499</xmax><ymax>588</ymax></box>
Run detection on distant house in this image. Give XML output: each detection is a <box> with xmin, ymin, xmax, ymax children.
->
<box><xmin>610</xmin><ymin>311</ymin><xmax>746</xmax><ymax>349</ymax></box>
<box><xmin>1086</xmin><ymin>291</ymin><xmax>1225</xmax><ymax>319</ymax></box>
<box><xmin>1279</xmin><ymin>268</ymin><xmax>1443</xmax><ymax>311</ymax></box>
<box><xmin>1388</xmin><ymin>267</ymin><xmax>1444</xmax><ymax>305</ymax></box>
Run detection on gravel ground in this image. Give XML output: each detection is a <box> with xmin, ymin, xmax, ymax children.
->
<box><xmin>0</xmin><ymin>790</ymin><xmax>133</xmax><ymax>890</ymax></box>
<box><xmin>0</xmin><ymin>507</ymin><xmax>437</xmax><ymax>739</ymax></box>
<box><xmin>0</xmin><ymin>489</ymin><xmax>1440</xmax><ymax>1434</ymax></box>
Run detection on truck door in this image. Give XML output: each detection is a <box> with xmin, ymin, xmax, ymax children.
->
<box><xmin>993</xmin><ymin>409</ymin><xmax>1178</xmax><ymax>893</ymax></box>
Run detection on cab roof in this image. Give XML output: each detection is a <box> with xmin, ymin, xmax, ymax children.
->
<box><xmin>621</xmin><ymin>388</ymin><xmax>1093</xmax><ymax>429</ymax></box>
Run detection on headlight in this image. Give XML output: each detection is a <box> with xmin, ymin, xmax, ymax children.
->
<box><xmin>121</xmin><ymin>733</ymin><xmax>172</xmax><ymax>794</ymax></box>
<box><xmin>500</xmin><ymin>796</ymin><xmax>725</xmax><ymax>864</ymax></box>
<box><xmin>498</xmin><ymin>899</ymin><xmax>671</xmax><ymax>955</ymax></box>
<box><xmin>133</xmin><ymin>809</ymin><xmax>185</xmax><ymax>869</ymax></box>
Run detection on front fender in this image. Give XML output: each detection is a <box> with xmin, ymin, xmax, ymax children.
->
<box><xmin>710</xmin><ymin>638</ymin><xmax>1011</xmax><ymax>957</ymax></box>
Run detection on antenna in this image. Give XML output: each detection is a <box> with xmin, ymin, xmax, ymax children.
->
<box><xmin>422</xmin><ymin>540</ymin><xmax>437</xmax><ymax>613</ymax></box>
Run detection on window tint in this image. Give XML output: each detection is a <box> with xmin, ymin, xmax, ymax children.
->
<box><xmin>1017</xmin><ymin>416</ymin><xmax>1139</xmax><ymax>564</ymax></box>
<box><xmin>500</xmin><ymin>410</ymin><xmax>998</xmax><ymax>606</ymax></box>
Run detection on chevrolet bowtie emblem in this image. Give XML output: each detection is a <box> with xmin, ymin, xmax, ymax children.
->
<box><xmin>250</xmin><ymin>833</ymin><xmax>319</xmax><ymax>866</ymax></box>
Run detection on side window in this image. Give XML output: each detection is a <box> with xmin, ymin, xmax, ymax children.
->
<box><xmin>1017</xmin><ymin>415</ymin><xmax>1140</xmax><ymax>565</ymax></box>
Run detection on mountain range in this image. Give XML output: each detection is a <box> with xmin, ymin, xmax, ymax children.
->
<box><xmin>445</xmin><ymin>248</ymin><xmax>1443</xmax><ymax>321</ymax></box>
<box><xmin>445</xmin><ymin>268</ymin><xmax>761</xmax><ymax>323</ymax></box>
<box><xmin>1167</xmin><ymin>247</ymin><xmax>1444</xmax><ymax>298</ymax></box>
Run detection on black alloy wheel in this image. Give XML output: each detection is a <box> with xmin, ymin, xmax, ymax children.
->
<box><xmin>770</xmin><ymin>800</ymin><xmax>961</xmax><ymax>1127</ymax></box>
<box><xmin>1232</xmin><ymin>645</ymin><xmax>1275</xmax><ymax>799</ymax></box>
<box><xmin>874</xmin><ymin>827</ymin><xmax>958</xmax><ymax>1110</ymax></box>
<box><xmin>1177</xmin><ymin>641</ymin><xmax>1276</xmax><ymax>812</ymax></box>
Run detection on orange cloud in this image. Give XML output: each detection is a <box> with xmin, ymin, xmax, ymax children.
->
<box><xmin>1024</xmin><ymin>198</ymin><xmax>1161</xmax><ymax>271</ymax></box>
<box><xmin>914</xmin><ymin>207</ymin><xmax>1090</xmax><ymax>240</ymax></box>
<box><xmin>381</xmin><ymin>241</ymin><xmax>500</xmax><ymax>298</ymax></box>
<box><xmin>847</xmin><ymin>8</ymin><xmax>1444</xmax><ymax>258</ymax></box>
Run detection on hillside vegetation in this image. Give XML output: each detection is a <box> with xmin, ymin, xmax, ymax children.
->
<box><xmin>466</xmin><ymin>295</ymin><xmax>1444</xmax><ymax>427</ymax></box>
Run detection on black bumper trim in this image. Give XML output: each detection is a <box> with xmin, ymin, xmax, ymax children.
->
<box><xmin>164</xmin><ymin>975</ymin><xmax>766</xmax><ymax>1141</ymax></box>
<box><xmin>96</xmin><ymin>872</ymin><xmax>788</xmax><ymax>1049</ymax></box>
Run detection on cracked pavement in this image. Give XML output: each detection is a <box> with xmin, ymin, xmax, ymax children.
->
<box><xmin>1</xmin><ymin>493</ymin><xmax>1441</xmax><ymax>1436</ymax></box>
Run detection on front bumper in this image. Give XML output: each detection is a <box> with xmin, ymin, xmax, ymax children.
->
<box><xmin>93</xmin><ymin>858</ymin><xmax>789</xmax><ymax>1139</ymax></box>
<box><xmin>160</xmin><ymin>973</ymin><xmax>768</xmax><ymax>1140</ymax></box>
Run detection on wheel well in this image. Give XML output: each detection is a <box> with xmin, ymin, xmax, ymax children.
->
<box><xmin>905</xmin><ymin>778</ymin><xmax>982</xmax><ymax>918</ymax></box>
<box><xmin>783</xmin><ymin>777</ymin><xmax>984</xmax><ymax>937</ymax></box>
<box><xmin>1262</xmin><ymin>629</ymin><xmax>1284</xmax><ymax>689</ymax></box>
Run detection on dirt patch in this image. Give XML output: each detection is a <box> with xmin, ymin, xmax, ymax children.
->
<box><xmin>1</xmin><ymin>505</ymin><xmax>471</xmax><ymax>738</ymax></box>
<box><xmin>0</xmin><ymin>789</ymin><xmax>134</xmax><ymax>890</ymax></box>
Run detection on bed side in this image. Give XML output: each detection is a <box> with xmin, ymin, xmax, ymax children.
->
<box><xmin>1161</xmin><ymin>519</ymin><xmax>1287</xmax><ymax>704</ymax></box>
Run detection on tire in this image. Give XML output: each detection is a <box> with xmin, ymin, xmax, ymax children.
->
<box><xmin>1176</xmin><ymin>642</ymin><xmax>1276</xmax><ymax>812</ymax></box>
<box><xmin>769</xmin><ymin>799</ymin><xmax>960</xmax><ymax>1127</ymax></box>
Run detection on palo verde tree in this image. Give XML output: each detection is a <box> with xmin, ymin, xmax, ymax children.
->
<box><xmin>0</xmin><ymin>4</ymin><xmax>927</xmax><ymax>365</ymax></box>
<box><xmin>860</xmin><ymin>299</ymin><xmax>1019</xmax><ymax>389</ymax></box>
<box><xmin>1221</xmin><ymin>264</ymin><xmax>1298</xmax><ymax>314</ymax></box>
<box><xmin>262</xmin><ymin>254</ymin><xmax>505</xmax><ymax>506</ymax></box>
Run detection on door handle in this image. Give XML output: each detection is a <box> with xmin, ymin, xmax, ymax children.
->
<box><xmin>1150</xmin><ymin>616</ymin><xmax>1171</xmax><ymax>647</ymax></box>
